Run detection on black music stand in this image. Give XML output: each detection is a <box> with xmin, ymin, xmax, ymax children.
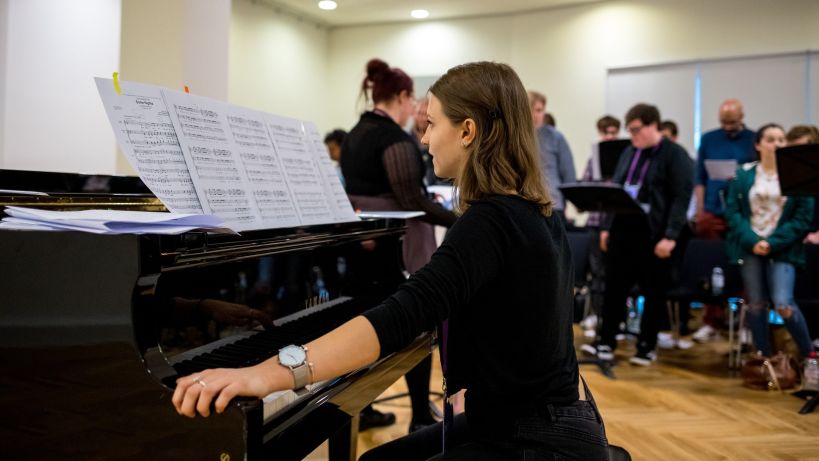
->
<box><xmin>598</xmin><ymin>139</ymin><xmax>631</xmax><ymax>181</ymax></box>
<box><xmin>560</xmin><ymin>182</ymin><xmax>646</xmax><ymax>215</ymax></box>
<box><xmin>560</xmin><ymin>183</ymin><xmax>646</xmax><ymax>379</ymax></box>
<box><xmin>777</xmin><ymin>144</ymin><xmax>819</xmax><ymax>414</ymax></box>
<box><xmin>776</xmin><ymin>143</ymin><xmax>819</xmax><ymax>197</ymax></box>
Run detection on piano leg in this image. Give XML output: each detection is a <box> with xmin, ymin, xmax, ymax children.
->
<box><xmin>328</xmin><ymin>415</ymin><xmax>359</xmax><ymax>461</ymax></box>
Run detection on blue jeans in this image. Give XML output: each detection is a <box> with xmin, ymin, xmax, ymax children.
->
<box><xmin>741</xmin><ymin>254</ymin><xmax>814</xmax><ymax>357</ymax></box>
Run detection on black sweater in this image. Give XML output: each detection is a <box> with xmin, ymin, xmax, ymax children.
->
<box><xmin>608</xmin><ymin>138</ymin><xmax>694</xmax><ymax>242</ymax></box>
<box><xmin>363</xmin><ymin>195</ymin><xmax>578</xmax><ymax>437</ymax></box>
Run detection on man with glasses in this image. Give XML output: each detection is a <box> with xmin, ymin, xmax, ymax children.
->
<box><xmin>691</xmin><ymin>99</ymin><xmax>755</xmax><ymax>342</ymax></box>
<box><xmin>595</xmin><ymin>104</ymin><xmax>693</xmax><ymax>366</ymax></box>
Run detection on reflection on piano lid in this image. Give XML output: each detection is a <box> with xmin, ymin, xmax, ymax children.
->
<box><xmin>0</xmin><ymin>168</ymin><xmax>150</xmax><ymax>193</ymax></box>
<box><xmin>0</xmin><ymin>169</ymin><xmax>164</xmax><ymax>211</ymax></box>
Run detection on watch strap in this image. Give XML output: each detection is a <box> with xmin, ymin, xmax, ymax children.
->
<box><xmin>291</xmin><ymin>362</ymin><xmax>309</xmax><ymax>389</ymax></box>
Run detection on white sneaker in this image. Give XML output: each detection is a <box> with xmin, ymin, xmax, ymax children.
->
<box><xmin>629</xmin><ymin>350</ymin><xmax>657</xmax><ymax>366</ymax></box>
<box><xmin>580</xmin><ymin>343</ymin><xmax>597</xmax><ymax>356</ymax></box>
<box><xmin>657</xmin><ymin>332</ymin><xmax>676</xmax><ymax>350</ymax></box>
<box><xmin>676</xmin><ymin>339</ymin><xmax>694</xmax><ymax>350</ymax></box>
<box><xmin>596</xmin><ymin>345</ymin><xmax>615</xmax><ymax>361</ymax></box>
<box><xmin>692</xmin><ymin>325</ymin><xmax>718</xmax><ymax>343</ymax></box>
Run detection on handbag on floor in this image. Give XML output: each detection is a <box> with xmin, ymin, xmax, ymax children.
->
<box><xmin>741</xmin><ymin>351</ymin><xmax>798</xmax><ymax>392</ymax></box>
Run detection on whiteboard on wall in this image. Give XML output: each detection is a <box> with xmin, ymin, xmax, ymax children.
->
<box><xmin>606</xmin><ymin>63</ymin><xmax>697</xmax><ymax>157</ymax></box>
<box><xmin>700</xmin><ymin>52</ymin><xmax>809</xmax><ymax>134</ymax></box>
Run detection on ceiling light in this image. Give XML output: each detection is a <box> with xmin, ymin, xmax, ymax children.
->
<box><xmin>411</xmin><ymin>9</ymin><xmax>429</xmax><ymax>19</ymax></box>
<box><xmin>318</xmin><ymin>0</ymin><xmax>337</xmax><ymax>11</ymax></box>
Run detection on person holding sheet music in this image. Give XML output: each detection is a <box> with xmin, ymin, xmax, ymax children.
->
<box><xmin>172</xmin><ymin>61</ymin><xmax>609</xmax><ymax>460</ymax></box>
<box><xmin>341</xmin><ymin>58</ymin><xmax>458</xmax><ymax>433</ymax></box>
<box><xmin>694</xmin><ymin>99</ymin><xmax>756</xmax><ymax>239</ymax></box>
<box><xmin>595</xmin><ymin>103</ymin><xmax>694</xmax><ymax>366</ymax></box>
<box><xmin>725</xmin><ymin>123</ymin><xmax>816</xmax><ymax>359</ymax></box>
<box><xmin>690</xmin><ymin>99</ymin><xmax>757</xmax><ymax>343</ymax></box>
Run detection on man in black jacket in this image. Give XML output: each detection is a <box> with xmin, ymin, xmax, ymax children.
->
<box><xmin>597</xmin><ymin>103</ymin><xmax>693</xmax><ymax>366</ymax></box>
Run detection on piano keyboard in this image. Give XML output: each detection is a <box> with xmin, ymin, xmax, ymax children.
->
<box><xmin>166</xmin><ymin>295</ymin><xmax>382</xmax><ymax>422</ymax></box>
<box><xmin>169</xmin><ymin>295</ymin><xmax>375</xmax><ymax>366</ymax></box>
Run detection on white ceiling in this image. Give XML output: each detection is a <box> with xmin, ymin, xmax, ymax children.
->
<box><xmin>260</xmin><ymin>0</ymin><xmax>606</xmax><ymax>27</ymax></box>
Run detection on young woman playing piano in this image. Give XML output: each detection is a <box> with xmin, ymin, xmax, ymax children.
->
<box><xmin>173</xmin><ymin>61</ymin><xmax>609</xmax><ymax>460</ymax></box>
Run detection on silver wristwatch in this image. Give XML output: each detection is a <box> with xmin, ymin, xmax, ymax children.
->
<box><xmin>278</xmin><ymin>344</ymin><xmax>309</xmax><ymax>389</ymax></box>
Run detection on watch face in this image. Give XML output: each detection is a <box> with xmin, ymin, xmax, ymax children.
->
<box><xmin>279</xmin><ymin>345</ymin><xmax>306</xmax><ymax>367</ymax></box>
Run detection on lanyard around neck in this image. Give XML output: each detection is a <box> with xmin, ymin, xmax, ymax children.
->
<box><xmin>626</xmin><ymin>142</ymin><xmax>660</xmax><ymax>185</ymax></box>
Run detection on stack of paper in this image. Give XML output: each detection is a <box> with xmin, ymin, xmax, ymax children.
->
<box><xmin>0</xmin><ymin>206</ymin><xmax>233</xmax><ymax>235</ymax></box>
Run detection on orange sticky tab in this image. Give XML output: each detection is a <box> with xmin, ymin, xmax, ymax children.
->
<box><xmin>112</xmin><ymin>71</ymin><xmax>122</xmax><ymax>95</ymax></box>
<box><xmin>184</xmin><ymin>85</ymin><xmax>190</xmax><ymax>94</ymax></box>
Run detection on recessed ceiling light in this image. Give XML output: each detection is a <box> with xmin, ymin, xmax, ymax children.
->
<box><xmin>318</xmin><ymin>0</ymin><xmax>337</xmax><ymax>11</ymax></box>
<box><xmin>411</xmin><ymin>9</ymin><xmax>429</xmax><ymax>19</ymax></box>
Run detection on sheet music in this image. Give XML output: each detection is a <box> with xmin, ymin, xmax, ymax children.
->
<box><xmin>95</xmin><ymin>78</ymin><xmax>203</xmax><ymax>214</ymax></box>
<box><xmin>704</xmin><ymin>159</ymin><xmax>738</xmax><ymax>181</ymax></box>
<box><xmin>302</xmin><ymin>122</ymin><xmax>359</xmax><ymax>223</ymax></box>
<box><xmin>2</xmin><ymin>206</ymin><xmax>230</xmax><ymax>235</ymax></box>
<box><xmin>224</xmin><ymin>108</ymin><xmax>301</xmax><ymax>228</ymax></box>
<box><xmin>96</xmin><ymin>78</ymin><xmax>407</xmax><ymax>231</ymax></box>
<box><xmin>162</xmin><ymin>90</ymin><xmax>264</xmax><ymax>231</ymax></box>
<box><xmin>264</xmin><ymin>115</ymin><xmax>335</xmax><ymax>225</ymax></box>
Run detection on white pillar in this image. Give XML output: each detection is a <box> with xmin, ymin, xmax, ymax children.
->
<box><xmin>118</xmin><ymin>0</ymin><xmax>230</xmax><ymax>173</ymax></box>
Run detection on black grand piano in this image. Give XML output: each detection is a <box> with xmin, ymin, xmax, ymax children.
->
<box><xmin>0</xmin><ymin>170</ymin><xmax>432</xmax><ymax>461</ymax></box>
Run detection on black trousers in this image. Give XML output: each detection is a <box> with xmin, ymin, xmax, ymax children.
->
<box><xmin>600</xmin><ymin>216</ymin><xmax>681</xmax><ymax>352</ymax></box>
<box><xmin>359</xmin><ymin>381</ymin><xmax>609</xmax><ymax>461</ymax></box>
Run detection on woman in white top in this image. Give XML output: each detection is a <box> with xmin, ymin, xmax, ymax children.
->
<box><xmin>725</xmin><ymin>123</ymin><xmax>815</xmax><ymax>358</ymax></box>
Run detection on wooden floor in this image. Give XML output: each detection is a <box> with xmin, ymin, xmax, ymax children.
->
<box><xmin>306</xmin><ymin>325</ymin><xmax>819</xmax><ymax>460</ymax></box>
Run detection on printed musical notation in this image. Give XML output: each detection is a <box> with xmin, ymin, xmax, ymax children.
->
<box><xmin>265</xmin><ymin>115</ymin><xmax>336</xmax><ymax>225</ymax></box>
<box><xmin>163</xmin><ymin>89</ymin><xmax>264</xmax><ymax>231</ymax></box>
<box><xmin>95</xmin><ymin>78</ymin><xmax>203</xmax><ymax>214</ymax></box>
<box><xmin>303</xmin><ymin>122</ymin><xmax>358</xmax><ymax>222</ymax></box>
<box><xmin>227</xmin><ymin>110</ymin><xmax>300</xmax><ymax>228</ymax></box>
<box><xmin>97</xmin><ymin>77</ymin><xmax>361</xmax><ymax>231</ymax></box>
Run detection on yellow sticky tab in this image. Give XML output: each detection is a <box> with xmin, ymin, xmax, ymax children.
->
<box><xmin>112</xmin><ymin>72</ymin><xmax>122</xmax><ymax>96</ymax></box>
<box><xmin>184</xmin><ymin>85</ymin><xmax>190</xmax><ymax>94</ymax></box>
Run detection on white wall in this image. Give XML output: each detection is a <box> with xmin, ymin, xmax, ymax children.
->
<box><xmin>120</xmin><ymin>0</ymin><xmax>230</xmax><ymax>98</ymax></box>
<box><xmin>118</xmin><ymin>0</ymin><xmax>230</xmax><ymax>173</ymax></box>
<box><xmin>3</xmin><ymin>0</ymin><xmax>819</xmax><ymax>176</ymax></box>
<box><xmin>228</xmin><ymin>0</ymin><xmax>329</xmax><ymax>130</ymax></box>
<box><xmin>324</xmin><ymin>0</ymin><xmax>819</xmax><ymax>172</ymax></box>
<box><xmin>1</xmin><ymin>0</ymin><xmax>121</xmax><ymax>173</ymax></box>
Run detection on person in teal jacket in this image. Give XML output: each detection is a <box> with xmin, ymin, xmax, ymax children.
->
<box><xmin>725</xmin><ymin>123</ymin><xmax>815</xmax><ymax>358</ymax></box>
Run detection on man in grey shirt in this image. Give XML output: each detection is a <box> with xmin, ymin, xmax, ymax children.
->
<box><xmin>529</xmin><ymin>91</ymin><xmax>576</xmax><ymax>214</ymax></box>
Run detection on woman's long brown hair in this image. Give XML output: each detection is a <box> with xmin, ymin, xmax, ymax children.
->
<box><xmin>429</xmin><ymin>62</ymin><xmax>552</xmax><ymax>216</ymax></box>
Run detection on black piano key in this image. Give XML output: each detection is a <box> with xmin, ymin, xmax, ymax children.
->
<box><xmin>171</xmin><ymin>297</ymin><xmax>379</xmax><ymax>377</ymax></box>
